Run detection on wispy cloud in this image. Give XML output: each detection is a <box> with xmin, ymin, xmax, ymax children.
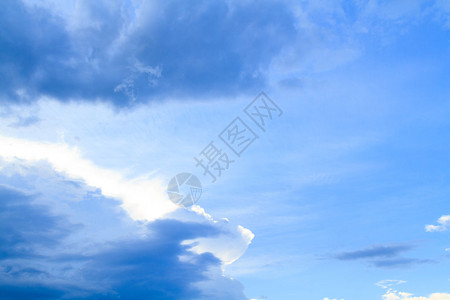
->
<box><xmin>334</xmin><ymin>244</ymin><xmax>433</xmax><ymax>269</ymax></box>
<box><xmin>376</xmin><ymin>279</ymin><xmax>406</xmax><ymax>289</ymax></box>
<box><xmin>335</xmin><ymin>245</ymin><xmax>413</xmax><ymax>260</ymax></box>
<box><xmin>382</xmin><ymin>290</ymin><xmax>450</xmax><ymax>300</ymax></box>
<box><xmin>373</xmin><ymin>258</ymin><xmax>434</xmax><ymax>268</ymax></box>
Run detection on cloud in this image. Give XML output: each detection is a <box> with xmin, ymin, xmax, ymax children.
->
<box><xmin>183</xmin><ymin>206</ymin><xmax>255</xmax><ymax>265</ymax></box>
<box><xmin>335</xmin><ymin>245</ymin><xmax>413</xmax><ymax>260</ymax></box>
<box><xmin>383</xmin><ymin>290</ymin><xmax>450</xmax><ymax>300</ymax></box>
<box><xmin>433</xmin><ymin>0</ymin><xmax>450</xmax><ymax>29</ymax></box>
<box><xmin>1</xmin><ymin>0</ymin><xmax>297</xmax><ymax>105</ymax></box>
<box><xmin>426</xmin><ymin>215</ymin><xmax>450</xmax><ymax>232</ymax></box>
<box><xmin>0</xmin><ymin>95</ymin><xmax>256</xmax><ymax>273</ymax></box>
<box><xmin>334</xmin><ymin>244</ymin><xmax>433</xmax><ymax>268</ymax></box>
<box><xmin>372</xmin><ymin>258</ymin><xmax>434</xmax><ymax>268</ymax></box>
<box><xmin>0</xmin><ymin>135</ymin><xmax>254</xmax><ymax>265</ymax></box>
<box><xmin>376</xmin><ymin>280</ymin><xmax>407</xmax><ymax>289</ymax></box>
<box><xmin>377</xmin><ymin>280</ymin><xmax>450</xmax><ymax>299</ymax></box>
<box><xmin>8</xmin><ymin>115</ymin><xmax>40</xmax><ymax>128</ymax></box>
<box><xmin>4</xmin><ymin>0</ymin><xmax>450</xmax><ymax>107</ymax></box>
<box><xmin>0</xmin><ymin>185</ymin><xmax>77</xmax><ymax>260</ymax></box>
<box><xmin>0</xmin><ymin>184</ymin><xmax>250</xmax><ymax>299</ymax></box>
<box><xmin>78</xmin><ymin>219</ymin><xmax>223</xmax><ymax>299</ymax></box>
<box><xmin>0</xmin><ymin>125</ymin><xmax>255</xmax><ymax>298</ymax></box>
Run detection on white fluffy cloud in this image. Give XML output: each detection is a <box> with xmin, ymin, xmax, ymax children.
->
<box><xmin>0</xmin><ymin>135</ymin><xmax>175</xmax><ymax>221</ymax></box>
<box><xmin>426</xmin><ymin>215</ymin><xmax>450</xmax><ymax>232</ymax></box>
<box><xmin>377</xmin><ymin>279</ymin><xmax>450</xmax><ymax>300</ymax></box>
<box><xmin>383</xmin><ymin>290</ymin><xmax>450</xmax><ymax>300</ymax></box>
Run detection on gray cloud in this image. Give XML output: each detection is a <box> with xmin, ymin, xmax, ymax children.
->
<box><xmin>0</xmin><ymin>0</ymin><xmax>297</xmax><ymax>106</ymax></box>
<box><xmin>335</xmin><ymin>245</ymin><xmax>413</xmax><ymax>260</ymax></box>
<box><xmin>334</xmin><ymin>244</ymin><xmax>435</xmax><ymax>269</ymax></box>
<box><xmin>372</xmin><ymin>258</ymin><xmax>435</xmax><ymax>268</ymax></box>
<box><xmin>0</xmin><ymin>184</ymin><xmax>249</xmax><ymax>299</ymax></box>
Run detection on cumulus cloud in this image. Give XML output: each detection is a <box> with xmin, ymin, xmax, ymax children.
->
<box><xmin>372</xmin><ymin>258</ymin><xmax>434</xmax><ymax>268</ymax></box>
<box><xmin>0</xmin><ymin>136</ymin><xmax>254</xmax><ymax>264</ymax></box>
<box><xmin>1</xmin><ymin>0</ymin><xmax>297</xmax><ymax>105</ymax></box>
<box><xmin>426</xmin><ymin>215</ymin><xmax>450</xmax><ymax>232</ymax></box>
<box><xmin>376</xmin><ymin>280</ymin><xmax>407</xmax><ymax>289</ymax></box>
<box><xmin>0</xmin><ymin>134</ymin><xmax>175</xmax><ymax>222</ymax></box>
<box><xmin>0</xmin><ymin>92</ymin><xmax>256</xmax><ymax>271</ymax></box>
<box><xmin>377</xmin><ymin>279</ymin><xmax>450</xmax><ymax>300</ymax></box>
<box><xmin>0</xmin><ymin>102</ymin><xmax>255</xmax><ymax>297</ymax></box>
<box><xmin>0</xmin><ymin>92</ymin><xmax>256</xmax><ymax>300</ymax></box>
<box><xmin>4</xmin><ymin>0</ymin><xmax>450</xmax><ymax>107</ymax></box>
<box><xmin>335</xmin><ymin>245</ymin><xmax>413</xmax><ymax>260</ymax></box>
<box><xmin>383</xmin><ymin>290</ymin><xmax>450</xmax><ymax>300</ymax></box>
<box><xmin>0</xmin><ymin>181</ymin><xmax>250</xmax><ymax>299</ymax></box>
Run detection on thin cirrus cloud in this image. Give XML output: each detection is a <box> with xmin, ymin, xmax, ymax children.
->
<box><xmin>376</xmin><ymin>279</ymin><xmax>407</xmax><ymax>289</ymax></box>
<box><xmin>334</xmin><ymin>244</ymin><xmax>433</xmax><ymax>268</ymax></box>
<box><xmin>382</xmin><ymin>291</ymin><xmax>450</xmax><ymax>300</ymax></box>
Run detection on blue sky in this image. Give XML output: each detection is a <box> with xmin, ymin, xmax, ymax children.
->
<box><xmin>1</xmin><ymin>0</ymin><xmax>450</xmax><ymax>299</ymax></box>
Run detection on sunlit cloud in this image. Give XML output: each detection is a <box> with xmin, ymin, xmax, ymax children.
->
<box><xmin>383</xmin><ymin>290</ymin><xmax>450</xmax><ymax>300</ymax></box>
<box><xmin>0</xmin><ymin>135</ymin><xmax>175</xmax><ymax>221</ymax></box>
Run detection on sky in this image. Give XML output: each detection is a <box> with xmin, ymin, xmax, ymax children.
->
<box><xmin>0</xmin><ymin>0</ymin><xmax>450</xmax><ymax>299</ymax></box>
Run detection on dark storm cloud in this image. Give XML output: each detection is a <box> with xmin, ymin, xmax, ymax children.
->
<box><xmin>0</xmin><ymin>185</ymin><xmax>248</xmax><ymax>299</ymax></box>
<box><xmin>0</xmin><ymin>0</ymin><xmax>296</xmax><ymax>106</ymax></box>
